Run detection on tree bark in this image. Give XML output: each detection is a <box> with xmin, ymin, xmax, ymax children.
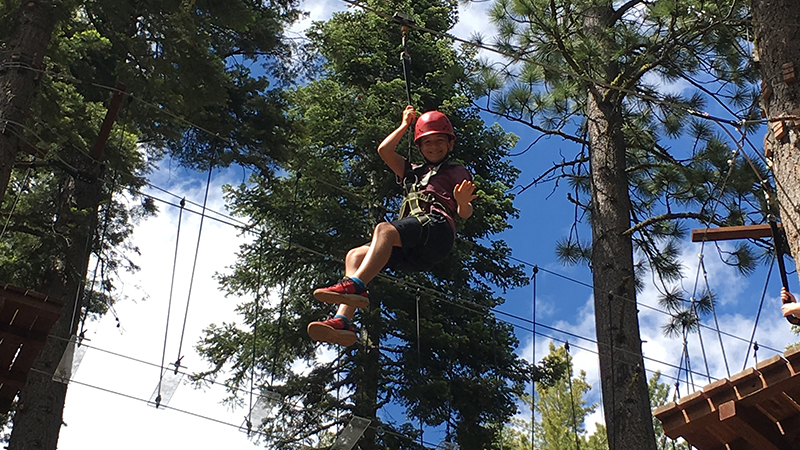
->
<box><xmin>352</xmin><ymin>296</ymin><xmax>382</xmax><ymax>450</ymax></box>
<box><xmin>584</xmin><ymin>5</ymin><xmax>657</xmax><ymax>450</ymax></box>
<box><xmin>8</xmin><ymin>162</ymin><xmax>104</xmax><ymax>449</ymax></box>
<box><xmin>0</xmin><ymin>1</ymin><xmax>57</xmax><ymax>204</ymax></box>
<box><xmin>754</xmin><ymin>0</ymin><xmax>800</xmax><ymax>277</ymax></box>
<box><xmin>587</xmin><ymin>85</ymin><xmax>657</xmax><ymax>450</ymax></box>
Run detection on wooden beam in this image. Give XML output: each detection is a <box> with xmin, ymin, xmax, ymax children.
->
<box><xmin>691</xmin><ymin>224</ymin><xmax>778</xmax><ymax>242</ymax></box>
<box><xmin>719</xmin><ymin>400</ymin><xmax>793</xmax><ymax>450</ymax></box>
<box><xmin>90</xmin><ymin>82</ymin><xmax>127</xmax><ymax>161</ymax></box>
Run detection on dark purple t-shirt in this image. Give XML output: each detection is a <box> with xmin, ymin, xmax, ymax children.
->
<box><xmin>397</xmin><ymin>159</ymin><xmax>473</xmax><ymax>233</ymax></box>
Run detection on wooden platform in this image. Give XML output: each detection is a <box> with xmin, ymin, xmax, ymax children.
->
<box><xmin>655</xmin><ymin>346</ymin><xmax>800</xmax><ymax>450</ymax></box>
<box><xmin>0</xmin><ymin>284</ymin><xmax>63</xmax><ymax>412</ymax></box>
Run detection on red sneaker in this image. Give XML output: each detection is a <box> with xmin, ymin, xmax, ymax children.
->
<box><xmin>313</xmin><ymin>277</ymin><xmax>369</xmax><ymax>308</ymax></box>
<box><xmin>307</xmin><ymin>316</ymin><xmax>358</xmax><ymax>346</ymax></box>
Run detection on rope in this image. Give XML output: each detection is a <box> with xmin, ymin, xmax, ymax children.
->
<box><xmin>415</xmin><ymin>290</ymin><xmax>423</xmax><ymax>447</ymax></box>
<box><xmin>743</xmin><ymin>255</ymin><xmax>775</xmax><ymax>371</ymax></box>
<box><xmin>78</xmin><ymin>164</ymin><xmax>121</xmax><ymax>338</ymax></box>
<box><xmin>0</xmin><ymin>167</ymin><xmax>31</xmax><ymax>241</ymax></box>
<box><xmin>688</xmin><ymin>293</ymin><xmax>712</xmax><ymax>384</ymax></box>
<box><xmin>247</xmin><ymin>228</ymin><xmax>266</xmax><ymax>434</ymax></box>
<box><xmin>175</xmin><ymin>164</ymin><xmax>214</xmax><ymax>372</ymax></box>
<box><xmin>138</xmin><ymin>187</ymin><xmax>787</xmax><ymax>359</ymax></box>
<box><xmin>338</xmin><ymin>0</ymin><xmax>750</xmax><ymax>128</ymax></box>
<box><xmin>700</xmin><ymin>256</ymin><xmax>730</xmax><ymax>378</ymax></box>
<box><xmin>396</xmin><ymin>16</ymin><xmax>414</xmax><ymax>162</ymax></box>
<box><xmin>531</xmin><ymin>265</ymin><xmax>538</xmax><ymax>449</ymax></box>
<box><xmin>157</xmin><ymin>197</ymin><xmax>185</xmax><ymax>407</ymax></box>
<box><xmin>565</xmin><ymin>342</ymin><xmax>580</xmax><ymax>450</ymax></box>
<box><xmin>105</xmin><ymin>182</ymin><xmax>792</xmax><ymax>394</ymax></box>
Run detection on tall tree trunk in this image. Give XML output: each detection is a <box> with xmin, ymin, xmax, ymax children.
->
<box><xmin>583</xmin><ymin>4</ymin><xmax>657</xmax><ymax>450</ymax></box>
<box><xmin>0</xmin><ymin>1</ymin><xmax>57</xmax><ymax>204</ymax></box>
<box><xmin>587</xmin><ymin>85</ymin><xmax>657</xmax><ymax>450</ymax></box>
<box><xmin>352</xmin><ymin>297</ymin><xmax>382</xmax><ymax>450</ymax></box>
<box><xmin>754</xmin><ymin>0</ymin><xmax>800</xmax><ymax>275</ymax></box>
<box><xmin>8</xmin><ymin>164</ymin><xmax>104</xmax><ymax>450</ymax></box>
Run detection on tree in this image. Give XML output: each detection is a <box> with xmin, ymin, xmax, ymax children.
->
<box><xmin>194</xmin><ymin>1</ymin><xmax>531</xmax><ymax>449</ymax></box>
<box><xmin>0</xmin><ymin>0</ymin><xmax>303</xmax><ymax>447</ymax></box>
<box><xmin>467</xmin><ymin>1</ymin><xmax>763</xmax><ymax>448</ymax></box>
<box><xmin>753</xmin><ymin>0</ymin><xmax>800</xmax><ymax>271</ymax></box>
<box><xmin>535</xmin><ymin>343</ymin><xmax>604</xmax><ymax>450</ymax></box>
<box><xmin>0</xmin><ymin>0</ymin><xmax>65</xmax><ymax>204</ymax></box>
<box><xmin>499</xmin><ymin>343</ymin><xmax>607</xmax><ymax>450</ymax></box>
<box><xmin>648</xmin><ymin>372</ymin><xmax>689</xmax><ymax>450</ymax></box>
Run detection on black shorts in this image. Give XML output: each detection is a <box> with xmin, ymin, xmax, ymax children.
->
<box><xmin>385</xmin><ymin>213</ymin><xmax>455</xmax><ymax>272</ymax></box>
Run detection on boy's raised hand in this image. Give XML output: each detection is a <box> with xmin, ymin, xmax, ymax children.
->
<box><xmin>401</xmin><ymin>105</ymin><xmax>417</xmax><ymax>128</ymax></box>
<box><xmin>453</xmin><ymin>180</ymin><xmax>477</xmax><ymax>205</ymax></box>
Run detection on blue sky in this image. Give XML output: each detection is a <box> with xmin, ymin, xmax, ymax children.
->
<box><xmin>54</xmin><ymin>1</ymin><xmax>800</xmax><ymax>449</ymax></box>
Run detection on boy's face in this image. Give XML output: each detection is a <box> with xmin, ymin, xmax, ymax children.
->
<box><xmin>418</xmin><ymin>134</ymin><xmax>454</xmax><ymax>163</ymax></box>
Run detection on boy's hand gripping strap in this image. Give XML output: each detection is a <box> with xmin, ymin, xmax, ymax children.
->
<box><xmin>770</xmin><ymin>218</ymin><xmax>800</xmax><ymax>325</ymax></box>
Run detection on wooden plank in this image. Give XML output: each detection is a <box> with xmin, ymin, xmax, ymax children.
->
<box><xmin>758</xmin><ymin>355</ymin><xmax>793</xmax><ymax>388</ymax></box>
<box><xmin>691</xmin><ymin>224</ymin><xmax>776</xmax><ymax>242</ymax></box>
<box><xmin>0</xmin><ymin>322</ymin><xmax>49</xmax><ymax>344</ymax></box>
<box><xmin>0</xmin><ymin>285</ymin><xmax>63</xmax><ymax>414</ymax></box>
<box><xmin>719</xmin><ymin>400</ymin><xmax>792</xmax><ymax>450</ymax></box>
<box><xmin>704</xmin><ymin>377</ymin><xmax>738</xmax><ymax>409</ymax></box>
<box><xmin>730</xmin><ymin>367</ymin><xmax>765</xmax><ymax>399</ymax></box>
<box><xmin>658</xmin><ymin>390</ymin><xmax>726</xmax><ymax>447</ymax></box>
<box><xmin>0</xmin><ymin>285</ymin><xmax>62</xmax><ymax>318</ymax></box>
<box><xmin>756</xmin><ymin>393</ymin><xmax>800</xmax><ymax>422</ymax></box>
<box><xmin>654</xmin><ymin>401</ymin><xmax>687</xmax><ymax>437</ymax></box>
<box><xmin>784</xmin><ymin>346</ymin><xmax>800</xmax><ymax>374</ymax></box>
<box><xmin>0</xmin><ymin>301</ymin><xmax>38</xmax><ymax>371</ymax></box>
<box><xmin>8</xmin><ymin>341</ymin><xmax>46</xmax><ymax>382</ymax></box>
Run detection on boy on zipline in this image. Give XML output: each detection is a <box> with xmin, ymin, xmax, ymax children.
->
<box><xmin>307</xmin><ymin>105</ymin><xmax>477</xmax><ymax>346</ymax></box>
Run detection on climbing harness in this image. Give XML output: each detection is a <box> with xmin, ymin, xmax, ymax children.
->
<box><xmin>400</xmin><ymin>110</ymin><xmax>457</xmax><ymax>218</ymax></box>
<box><xmin>399</xmin><ymin>160</ymin><xmax>451</xmax><ymax>219</ymax></box>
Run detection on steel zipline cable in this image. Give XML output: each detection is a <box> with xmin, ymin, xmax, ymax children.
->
<box><xmin>133</xmin><ymin>182</ymin><xmax>787</xmax><ymax>362</ymax></box>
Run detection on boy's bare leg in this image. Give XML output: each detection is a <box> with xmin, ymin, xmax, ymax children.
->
<box><xmin>345</xmin><ymin>245</ymin><xmax>369</xmax><ymax>276</ymax></box>
<box><xmin>335</xmin><ymin>245</ymin><xmax>369</xmax><ymax>320</ymax></box>
<box><xmin>353</xmin><ymin>222</ymin><xmax>401</xmax><ymax>284</ymax></box>
<box><xmin>334</xmin><ymin>223</ymin><xmax>401</xmax><ymax>320</ymax></box>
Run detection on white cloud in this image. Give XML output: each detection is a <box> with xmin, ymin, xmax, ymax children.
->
<box><xmin>512</xmin><ymin>238</ymin><xmax>798</xmax><ymax>439</ymax></box>
<box><xmin>59</xmin><ymin>167</ymin><xmax>260</xmax><ymax>450</ymax></box>
<box><xmin>288</xmin><ymin>0</ymin><xmax>349</xmax><ymax>39</ymax></box>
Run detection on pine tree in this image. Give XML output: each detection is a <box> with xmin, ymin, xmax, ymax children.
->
<box><xmin>649</xmin><ymin>372</ymin><xmax>689</xmax><ymax>450</ymax></box>
<box><xmin>465</xmin><ymin>1</ymin><xmax>763</xmax><ymax>448</ymax></box>
<box><xmin>535</xmin><ymin>344</ymin><xmax>601</xmax><ymax>450</ymax></box>
<box><xmin>499</xmin><ymin>343</ymin><xmax>608</xmax><ymax>450</ymax></box>
<box><xmin>0</xmin><ymin>1</ymin><xmax>303</xmax><ymax>447</ymax></box>
<box><xmin>194</xmin><ymin>1</ymin><xmax>530</xmax><ymax>449</ymax></box>
<box><xmin>753</xmin><ymin>0</ymin><xmax>800</xmax><ymax>270</ymax></box>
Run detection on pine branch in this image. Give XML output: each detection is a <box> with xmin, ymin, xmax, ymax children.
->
<box><xmin>624</xmin><ymin>211</ymin><xmax>713</xmax><ymax>235</ymax></box>
<box><xmin>548</xmin><ymin>0</ymin><xmax>602</xmax><ymax>100</ymax></box>
<box><xmin>470</xmin><ymin>99</ymin><xmax>589</xmax><ymax>146</ymax></box>
<box><xmin>518</xmin><ymin>156</ymin><xmax>589</xmax><ymax>194</ymax></box>
<box><xmin>610</xmin><ymin>0</ymin><xmax>647</xmax><ymax>24</ymax></box>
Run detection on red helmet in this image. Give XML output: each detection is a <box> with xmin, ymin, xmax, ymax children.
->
<box><xmin>414</xmin><ymin>111</ymin><xmax>455</xmax><ymax>145</ymax></box>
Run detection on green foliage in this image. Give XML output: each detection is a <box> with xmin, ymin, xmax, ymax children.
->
<box><xmin>499</xmin><ymin>343</ymin><xmax>608</xmax><ymax>450</ymax></box>
<box><xmin>466</xmin><ymin>0</ymin><xmax>766</xmax><ymax>341</ymax></box>
<box><xmin>194</xmin><ymin>2</ymin><xmax>529</xmax><ymax>450</ymax></box>
<box><xmin>1</xmin><ymin>0</ymin><xmax>305</xmax><ymax>445</ymax></box>
<box><xmin>649</xmin><ymin>372</ymin><xmax>689</xmax><ymax>450</ymax></box>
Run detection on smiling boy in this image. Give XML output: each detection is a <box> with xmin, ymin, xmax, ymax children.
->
<box><xmin>307</xmin><ymin>105</ymin><xmax>477</xmax><ymax>346</ymax></box>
